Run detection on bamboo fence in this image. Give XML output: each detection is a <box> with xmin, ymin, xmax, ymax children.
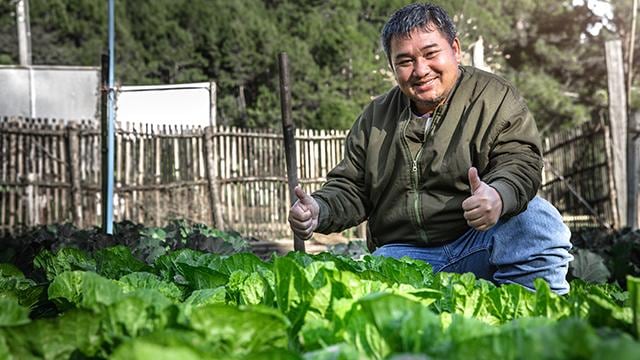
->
<box><xmin>0</xmin><ymin>117</ymin><xmax>348</xmax><ymax>239</ymax></box>
<box><xmin>1</xmin><ymin>116</ymin><xmax>615</xmax><ymax>239</ymax></box>
<box><xmin>540</xmin><ymin>121</ymin><xmax>616</xmax><ymax>229</ymax></box>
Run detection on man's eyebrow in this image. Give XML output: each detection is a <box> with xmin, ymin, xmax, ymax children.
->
<box><xmin>393</xmin><ymin>43</ymin><xmax>439</xmax><ymax>60</ymax></box>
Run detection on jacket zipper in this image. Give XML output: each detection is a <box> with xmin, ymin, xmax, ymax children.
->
<box><xmin>411</xmin><ymin>148</ymin><xmax>428</xmax><ymax>241</ymax></box>
<box><xmin>402</xmin><ymin>106</ymin><xmax>440</xmax><ymax>242</ymax></box>
<box><xmin>402</xmin><ymin>114</ymin><xmax>431</xmax><ymax>242</ymax></box>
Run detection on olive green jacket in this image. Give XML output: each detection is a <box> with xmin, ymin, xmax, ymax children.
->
<box><xmin>311</xmin><ymin>66</ymin><xmax>543</xmax><ymax>248</ymax></box>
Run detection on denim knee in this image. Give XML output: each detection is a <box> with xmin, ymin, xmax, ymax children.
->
<box><xmin>490</xmin><ymin>196</ymin><xmax>573</xmax><ymax>295</ymax></box>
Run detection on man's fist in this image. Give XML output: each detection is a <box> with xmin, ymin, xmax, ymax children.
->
<box><xmin>288</xmin><ymin>185</ymin><xmax>320</xmax><ymax>240</ymax></box>
<box><xmin>461</xmin><ymin>167</ymin><xmax>503</xmax><ymax>231</ymax></box>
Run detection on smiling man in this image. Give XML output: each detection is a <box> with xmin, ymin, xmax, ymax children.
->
<box><xmin>288</xmin><ymin>3</ymin><xmax>573</xmax><ymax>294</ymax></box>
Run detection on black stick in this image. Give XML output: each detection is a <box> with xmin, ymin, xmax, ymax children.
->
<box><xmin>278</xmin><ymin>52</ymin><xmax>306</xmax><ymax>252</ymax></box>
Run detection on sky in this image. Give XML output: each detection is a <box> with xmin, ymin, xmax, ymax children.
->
<box><xmin>572</xmin><ymin>0</ymin><xmax>615</xmax><ymax>35</ymax></box>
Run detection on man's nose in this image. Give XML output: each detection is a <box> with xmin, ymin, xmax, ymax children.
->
<box><xmin>413</xmin><ymin>58</ymin><xmax>430</xmax><ymax>78</ymax></box>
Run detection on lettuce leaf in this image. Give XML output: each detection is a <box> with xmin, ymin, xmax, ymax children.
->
<box><xmin>187</xmin><ymin>304</ymin><xmax>290</xmax><ymax>356</ymax></box>
<box><xmin>0</xmin><ymin>298</ymin><xmax>30</xmax><ymax>327</ymax></box>
<box><xmin>95</xmin><ymin>246</ymin><xmax>151</xmax><ymax>279</ymax></box>
<box><xmin>48</xmin><ymin>271</ymin><xmax>125</xmax><ymax>312</ymax></box>
<box><xmin>33</xmin><ymin>248</ymin><xmax>96</xmax><ymax>281</ymax></box>
<box><xmin>118</xmin><ymin>272</ymin><xmax>183</xmax><ymax>302</ymax></box>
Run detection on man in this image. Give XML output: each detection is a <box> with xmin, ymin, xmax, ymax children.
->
<box><xmin>288</xmin><ymin>3</ymin><xmax>573</xmax><ymax>294</ymax></box>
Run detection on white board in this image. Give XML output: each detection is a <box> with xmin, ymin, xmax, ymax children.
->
<box><xmin>0</xmin><ymin>65</ymin><xmax>100</xmax><ymax>121</ymax></box>
<box><xmin>116</xmin><ymin>82</ymin><xmax>212</xmax><ymax>126</ymax></box>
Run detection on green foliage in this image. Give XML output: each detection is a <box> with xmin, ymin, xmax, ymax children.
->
<box><xmin>571</xmin><ymin>248</ymin><xmax>611</xmax><ymax>284</ymax></box>
<box><xmin>510</xmin><ymin>67</ymin><xmax>590</xmax><ymax>132</ymax></box>
<box><xmin>570</xmin><ymin>228</ymin><xmax>640</xmax><ymax>288</ymax></box>
<box><xmin>48</xmin><ymin>270</ymin><xmax>126</xmax><ymax>311</ymax></box>
<box><xmin>1</xmin><ymin>239</ymin><xmax>640</xmax><ymax>358</ymax></box>
<box><xmin>95</xmin><ymin>246</ymin><xmax>151</xmax><ymax>279</ymax></box>
<box><xmin>629</xmin><ymin>276</ymin><xmax>640</xmax><ymax>338</ymax></box>
<box><xmin>34</xmin><ymin>248</ymin><xmax>97</xmax><ymax>281</ymax></box>
<box><xmin>0</xmin><ymin>310</ymin><xmax>104</xmax><ymax>359</ymax></box>
<box><xmin>0</xmin><ymin>298</ymin><xmax>30</xmax><ymax>327</ymax></box>
<box><xmin>0</xmin><ymin>220</ymin><xmax>250</xmax><ymax>281</ymax></box>
<box><xmin>5</xmin><ymin>0</ymin><xmax>630</xmax><ymax>131</ymax></box>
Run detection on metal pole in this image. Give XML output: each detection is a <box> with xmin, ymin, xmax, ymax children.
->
<box><xmin>16</xmin><ymin>0</ymin><xmax>32</xmax><ymax>66</ymax></box>
<box><xmin>16</xmin><ymin>0</ymin><xmax>34</xmax><ymax>118</ymax></box>
<box><xmin>102</xmin><ymin>0</ymin><xmax>116</xmax><ymax>234</ymax></box>
<box><xmin>278</xmin><ymin>52</ymin><xmax>305</xmax><ymax>253</ymax></box>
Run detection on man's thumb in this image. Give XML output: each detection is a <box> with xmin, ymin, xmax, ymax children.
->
<box><xmin>294</xmin><ymin>185</ymin><xmax>313</xmax><ymax>206</ymax></box>
<box><xmin>468</xmin><ymin>167</ymin><xmax>482</xmax><ymax>194</ymax></box>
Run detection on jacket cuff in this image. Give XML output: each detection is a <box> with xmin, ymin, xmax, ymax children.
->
<box><xmin>489</xmin><ymin>180</ymin><xmax>517</xmax><ymax>217</ymax></box>
<box><xmin>311</xmin><ymin>194</ymin><xmax>332</xmax><ymax>233</ymax></box>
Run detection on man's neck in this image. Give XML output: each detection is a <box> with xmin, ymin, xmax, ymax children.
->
<box><xmin>411</xmin><ymin>102</ymin><xmax>437</xmax><ymax>117</ymax></box>
<box><xmin>411</xmin><ymin>105</ymin><xmax>433</xmax><ymax>118</ymax></box>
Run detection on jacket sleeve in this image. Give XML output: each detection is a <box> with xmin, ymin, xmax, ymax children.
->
<box><xmin>310</xmin><ymin>114</ymin><xmax>371</xmax><ymax>234</ymax></box>
<box><xmin>483</xmin><ymin>90</ymin><xmax>543</xmax><ymax>218</ymax></box>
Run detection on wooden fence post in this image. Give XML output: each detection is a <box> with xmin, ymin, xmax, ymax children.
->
<box><xmin>604</xmin><ymin>124</ymin><xmax>621</xmax><ymax>227</ymax></box>
<box><xmin>67</xmin><ymin>123</ymin><xmax>83</xmax><ymax>227</ymax></box>
<box><xmin>205</xmin><ymin>81</ymin><xmax>224</xmax><ymax>229</ymax></box>
<box><xmin>24</xmin><ymin>173</ymin><xmax>36</xmax><ymax>227</ymax></box>
<box><xmin>154</xmin><ymin>126</ymin><xmax>161</xmax><ymax>225</ymax></box>
<box><xmin>629</xmin><ymin>111</ymin><xmax>640</xmax><ymax>229</ymax></box>
<box><xmin>605</xmin><ymin>39</ymin><xmax>628</xmax><ymax>228</ymax></box>
<box><xmin>209</xmin><ymin>81</ymin><xmax>217</xmax><ymax>127</ymax></box>
<box><xmin>205</xmin><ymin>126</ymin><xmax>224</xmax><ymax>229</ymax></box>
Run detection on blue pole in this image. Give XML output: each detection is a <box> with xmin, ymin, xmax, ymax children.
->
<box><xmin>105</xmin><ymin>0</ymin><xmax>115</xmax><ymax>234</ymax></box>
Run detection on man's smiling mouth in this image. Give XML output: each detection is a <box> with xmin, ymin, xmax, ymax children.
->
<box><xmin>413</xmin><ymin>77</ymin><xmax>438</xmax><ymax>89</ymax></box>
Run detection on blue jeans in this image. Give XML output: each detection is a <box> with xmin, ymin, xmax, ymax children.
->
<box><xmin>372</xmin><ymin>196</ymin><xmax>573</xmax><ymax>294</ymax></box>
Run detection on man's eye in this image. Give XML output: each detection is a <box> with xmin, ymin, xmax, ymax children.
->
<box><xmin>396</xmin><ymin>60</ymin><xmax>412</xmax><ymax>67</ymax></box>
<box><xmin>425</xmin><ymin>51</ymin><xmax>438</xmax><ymax>59</ymax></box>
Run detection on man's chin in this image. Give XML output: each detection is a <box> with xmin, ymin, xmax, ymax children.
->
<box><xmin>412</xmin><ymin>95</ymin><xmax>444</xmax><ymax>111</ymax></box>
<box><xmin>412</xmin><ymin>90</ymin><xmax>441</xmax><ymax>102</ymax></box>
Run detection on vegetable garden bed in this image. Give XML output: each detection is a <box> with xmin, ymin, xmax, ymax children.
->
<box><xmin>1</xmin><ymin>222</ymin><xmax>640</xmax><ymax>359</ymax></box>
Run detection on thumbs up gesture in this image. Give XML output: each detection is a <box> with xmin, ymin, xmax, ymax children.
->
<box><xmin>461</xmin><ymin>167</ymin><xmax>503</xmax><ymax>231</ymax></box>
<box><xmin>288</xmin><ymin>185</ymin><xmax>320</xmax><ymax>240</ymax></box>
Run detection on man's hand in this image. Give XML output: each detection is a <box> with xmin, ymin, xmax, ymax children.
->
<box><xmin>462</xmin><ymin>167</ymin><xmax>503</xmax><ymax>231</ymax></box>
<box><xmin>288</xmin><ymin>185</ymin><xmax>320</xmax><ymax>240</ymax></box>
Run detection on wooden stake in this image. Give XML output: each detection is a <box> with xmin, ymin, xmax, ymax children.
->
<box><xmin>629</xmin><ymin>111</ymin><xmax>640</xmax><ymax>229</ymax></box>
<box><xmin>205</xmin><ymin>126</ymin><xmax>224</xmax><ymax>229</ymax></box>
<box><xmin>68</xmin><ymin>123</ymin><xmax>83</xmax><ymax>226</ymax></box>
<box><xmin>278</xmin><ymin>52</ymin><xmax>305</xmax><ymax>252</ymax></box>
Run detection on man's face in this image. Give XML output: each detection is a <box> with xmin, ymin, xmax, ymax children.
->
<box><xmin>389</xmin><ymin>26</ymin><xmax>461</xmax><ymax>115</ymax></box>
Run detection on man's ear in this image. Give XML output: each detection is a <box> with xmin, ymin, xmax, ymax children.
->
<box><xmin>387</xmin><ymin>57</ymin><xmax>400</xmax><ymax>84</ymax></box>
<box><xmin>452</xmin><ymin>37</ymin><xmax>462</xmax><ymax>64</ymax></box>
<box><xmin>387</xmin><ymin>55</ymin><xmax>395</xmax><ymax>72</ymax></box>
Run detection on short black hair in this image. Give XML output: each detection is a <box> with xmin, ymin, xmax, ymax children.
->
<box><xmin>381</xmin><ymin>3</ymin><xmax>457</xmax><ymax>64</ymax></box>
